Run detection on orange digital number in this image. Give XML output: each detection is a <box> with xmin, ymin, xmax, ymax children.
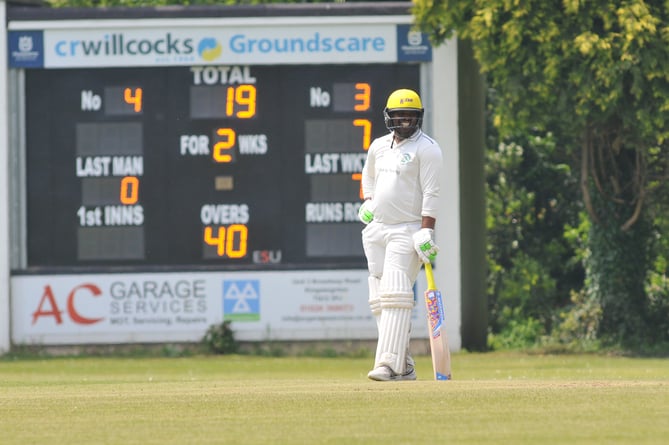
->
<box><xmin>354</xmin><ymin>83</ymin><xmax>371</xmax><ymax>111</ymax></box>
<box><xmin>119</xmin><ymin>176</ymin><xmax>139</xmax><ymax>204</ymax></box>
<box><xmin>352</xmin><ymin>173</ymin><xmax>364</xmax><ymax>200</ymax></box>
<box><xmin>226</xmin><ymin>85</ymin><xmax>257</xmax><ymax>119</ymax></box>
<box><xmin>213</xmin><ymin>128</ymin><xmax>236</xmax><ymax>163</ymax></box>
<box><xmin>351</xmin><ymin>117</ymin><xmax>372</xmax><ymax>197</ymax></box>
<box><xmin>124</xmin><ymin>87</ymin><xmax>143</xmax><ymax>113</ymax></box>
<box><xmin>204</xmin><ymin>225</ymin><xmax>249</xmax><ymax>258</ymax></box>
<box><xmin>353</xmin><ymin>119</ymin><xmax>372</xmax><ymax>150</ymax></box>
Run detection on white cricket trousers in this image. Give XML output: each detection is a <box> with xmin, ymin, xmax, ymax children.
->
<box><xmin>362</xmin><ymin>221</ymin><xmax>423</xmax><ymax>373</ymax></box>
<box><xmin>361</xmin><ymin>221</ymin><xmax>423</xmax><ymax>284</ymax></box>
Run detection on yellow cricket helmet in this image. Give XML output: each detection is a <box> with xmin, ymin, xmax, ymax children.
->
<box><xmin>385</xmin><ymin>88</ymin><xmax>423</xmax><ymax>110</ymax></box>
<box><xmin>383</xmin><ymin>89</ymin><xmax>424</xmax><ymax>137</ymax></box>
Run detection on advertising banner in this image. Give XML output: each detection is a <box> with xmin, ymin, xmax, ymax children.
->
<box><xmin>9</xmin><ymin>22</ymin><xmax>431</xmax><ymax>68</ymax></box>
<box><xmin>12</xmin><ymin>270</ymin><xmax>430</xmax><ymax>345</ymax></box>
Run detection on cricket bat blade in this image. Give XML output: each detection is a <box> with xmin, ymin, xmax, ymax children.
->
<box><xmin>424</xmin><ymin>263</ymin><xmax>452</xmax><ymax>380</ymax></box>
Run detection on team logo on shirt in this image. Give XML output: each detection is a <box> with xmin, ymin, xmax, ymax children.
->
<box><xmin>400</xmin><ymin>153</ymin><xmax>413</xmax><ymax>165</ymax></box>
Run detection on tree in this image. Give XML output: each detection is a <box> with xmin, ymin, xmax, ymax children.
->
<box><xmin>413</xmin><ymin>0</ymin><xmax>669</xmax><ymax>345</ymax></box>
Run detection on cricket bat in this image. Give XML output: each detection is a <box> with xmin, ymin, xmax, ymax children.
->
<box><xmin>424</xmin><ymin>263</ymin><xmax>452</xmax><ymax>380</ymax></box>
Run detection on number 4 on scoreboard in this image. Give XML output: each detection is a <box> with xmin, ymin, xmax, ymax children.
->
<box><xmin>124</xmin><ymin>87</ymin><xmax>143</xmax><ymax>113</ymax></box>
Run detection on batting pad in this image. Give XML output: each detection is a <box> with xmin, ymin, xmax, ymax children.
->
<box><xmin>375</xmin><ymin>270</ymin><xmax>414</xmax><ymax>374</ymax></box>
<box><xmin>376</xmin><ymin>306</ymin><xmax>413</xmax><ymax>374</ymax></box>
<box><xmin>368</xmin><ymin>276</ymin><xmax>382</xmax><ymax>329</ymax></box>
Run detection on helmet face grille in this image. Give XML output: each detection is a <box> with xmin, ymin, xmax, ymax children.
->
<box><xmin>383</xmin><ymin>109</ymin><xmax>423</xmax><ymax>137</ymax></box>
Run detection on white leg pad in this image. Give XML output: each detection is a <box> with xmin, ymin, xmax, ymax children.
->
<box><xmin>374</xmin><ymin>270</ymin><xmax>414</xmax><ymax>374</ymax></box>
<box><xmin>368</xmin><ymin>276</ymin><xmax>381</xmax><ymax>330</ymax></box>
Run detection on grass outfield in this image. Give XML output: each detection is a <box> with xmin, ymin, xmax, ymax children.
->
<box><xmin>1</xmin><ymin>352</ymin><xmax>668</xmax><ymax>444</ymax></box>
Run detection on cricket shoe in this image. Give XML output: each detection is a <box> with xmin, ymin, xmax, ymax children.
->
<box><xmin>367</xmin><ymin>357</ymin><xmax>416</xmax><ymax>381</ymax></box>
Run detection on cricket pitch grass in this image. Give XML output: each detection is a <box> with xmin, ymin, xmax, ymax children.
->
<box><xmin>1</xmin><ymin>352</ymin><xmax>667</xmax><ymax>444</ymax></box>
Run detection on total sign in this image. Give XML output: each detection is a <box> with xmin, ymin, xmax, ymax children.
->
<box><xmin>11</xmin><ymin>270</ymin><xmax>387</xmax><ymax>345</ymax></box>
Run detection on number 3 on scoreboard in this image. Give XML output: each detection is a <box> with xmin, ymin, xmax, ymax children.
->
<box><xmin>203</xmin><ymin>225</ymin><xmax>248</xmax><ymax>258</ymax></box>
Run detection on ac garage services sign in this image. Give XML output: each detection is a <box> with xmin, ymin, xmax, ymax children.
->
<box><xmin>12</xmin><ymin>270</ymin><xmax>390</xmax><ymax>345</ymax></box>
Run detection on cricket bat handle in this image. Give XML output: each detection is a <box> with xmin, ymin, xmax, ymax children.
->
<box><xmin>425</xmin><ymin>262</ymin><xmax>436</xmax><ymax>290</ymax></box>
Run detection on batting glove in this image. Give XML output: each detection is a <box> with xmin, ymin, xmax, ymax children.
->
<box><xmin>412</xmin><ymin>228</ymin><xmax>439</xmax><ymax>263</ymax></box>
<box><xmin>358</xmin><ymin>200</ymin><xmax>375</xmax><ymax>225</ymax></box>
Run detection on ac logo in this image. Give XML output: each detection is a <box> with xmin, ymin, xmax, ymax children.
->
<box><xmin>223</xmin><ymin>280</ymin><xmax>260</xmax><ymax>321</ymax></box>
<box><xmin>32</xmin><ymin>284</ymin><xmax>104</xmax><ymax>325</ymax></box>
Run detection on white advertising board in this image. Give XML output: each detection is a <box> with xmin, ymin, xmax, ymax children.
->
<box><xmin>9</xmin><ymin>17</ymin><xmax>432</xmax><ymax>68</ymax></box>
<box><xmin>11</xmin><ymin>269</ymin><xmax>446</xmax><ymax>345</ymax></box>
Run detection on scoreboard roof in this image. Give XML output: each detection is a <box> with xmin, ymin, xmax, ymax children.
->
<box><xmin>7</xmin><ymin>1</ymin><xmax>414</xmax><ymax>21</ymax></box>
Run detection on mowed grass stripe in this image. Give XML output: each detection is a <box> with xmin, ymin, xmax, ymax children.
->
<box><xmin>1</xmin><ymin>353</ymin><xmax>667</xmax><ymax>444</ymax></box>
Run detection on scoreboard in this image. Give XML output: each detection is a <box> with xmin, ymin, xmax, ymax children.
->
<box><xmin>3</xmin><ymin>5</ymin><xmax>465</xmax><ymax>349</ymax></box>
<box><xmin>25</xmin><ymin>64</ymin><xmax>419</xmax><ymax>269</ymax></box>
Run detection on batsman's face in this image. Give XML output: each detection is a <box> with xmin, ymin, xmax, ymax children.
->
<box><xmin>390</xmin><ymin>110</ymin><xmax>420</xmax><ymax>139</ymax></box>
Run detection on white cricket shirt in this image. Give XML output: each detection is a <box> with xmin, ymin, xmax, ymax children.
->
<box><xmin>361</xmin><ymin>129</ymin><xmax>443</xmax><ymax>224</ymax></box>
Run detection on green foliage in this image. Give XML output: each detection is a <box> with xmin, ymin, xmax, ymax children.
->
<box><xmin>488</xmin><ymin>316</ymin><xmax>545</xmax><ymax>350</ymax></box>
<box><xmin>552</xmin><ymin>289</ymin><xmax>603</xmax><ymax>352</ymax></box>
<box><xmin>644</xmin><ymin>210</ymin><xmax>669</xmax><ymax>346</ymax></box>
<box><xmin>494</xmin><ymin>253</ymin><xmax>556</xmax><ymax>327</ymax></box>
<box><xmin>414</xmin><ymin>0</ymin><xmax>669</xmax><ymax>350</ymax></box>
<box><xmin>485</xmin><ymin>123</ymin><xmax>583</xmax><ymax>346</ymax></box>
<box><xmin>549</xmin><ymin>213</ymin><xmax>602</xmax><ymax>351</ymax></box>
<box><xmin>584</xmin><ymin>197</ymin><xmax>651</xmax><ymax>345</ymax></box>
<box><xmin>414</xmin><ymin>1</ymin><xmax>669</xmax><ymax>145</ymax></box>
<box><xmin>202</xmin><ymin>321</ymin><xmax>239</xmax><ymax>355</ymax></box>
<box><xmin>647</xmin><ymin>268</ymin><xmax>669</xmax><ymax>338</ymax></box>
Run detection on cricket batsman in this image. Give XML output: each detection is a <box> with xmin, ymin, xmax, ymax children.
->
<box><xmin>358</xmin><ymin>89</ymin><xmax>443</xmax><ymax>381</ymax></box>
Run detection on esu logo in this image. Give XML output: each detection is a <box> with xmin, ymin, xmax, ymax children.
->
<box><xmin>252</xmin><ymin>250</ymin><xmax>282</xmax><ymax>264</ymax></box>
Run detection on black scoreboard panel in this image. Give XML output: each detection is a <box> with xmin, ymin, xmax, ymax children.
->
<box><xmin>24</xmin><ymin>64</ymin><xmax>420</xmax><ymax>269</ymax></box>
